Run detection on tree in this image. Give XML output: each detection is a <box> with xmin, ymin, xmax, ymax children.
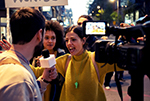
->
<box><xmin>101</xmin><ymin>3</ymin><xmax>114</xmax><ymax>23</ymax></box>
<box><xmin>110</xmin><ymin>11</ymin><xmax>122</xmax><ymax>25</ymax></box>
<box><xmin>88</xmin><ymin>0</ymin><xmax>114</xmax><ymax>24</ymax></box>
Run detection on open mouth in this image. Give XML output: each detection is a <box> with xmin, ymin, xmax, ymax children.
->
<box><xmin>69</xmin><ymin>47</ymin><xmax>75</xmax><ymax>53</ymax></box>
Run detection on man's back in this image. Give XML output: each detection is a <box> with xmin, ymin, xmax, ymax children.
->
<box><xmin>0</xmin><ymin>51</ymin><xmax>42</xmax><ymax>101</ymax></box>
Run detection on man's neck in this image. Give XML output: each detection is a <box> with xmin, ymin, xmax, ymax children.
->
<box><xmin>10</xmin><ymin>43</ymin><xmax>35</xmax><ymax>61</ymax></box>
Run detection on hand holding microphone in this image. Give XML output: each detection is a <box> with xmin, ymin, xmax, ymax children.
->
<box><xmin>40</xmin><ymin>49</ymin><xmax>56</xmax><ymax>68</ymax></box>
<box><xmin>40</xmin><ymin>49</ymin><xmax>58</xmax><ymax>83</ymax></box>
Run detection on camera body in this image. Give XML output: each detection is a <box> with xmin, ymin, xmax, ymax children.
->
<box><xmin>95</xmin><ymin>39</ymin><xmax>115</xmax><ymax>65</ymax></box>
<box><xmin>83</xmin><ymin>21</ymin><xmax>146</xmax><ymax>70</ymax></box>
<box><xmin>117</xmin><ymin>43</ymin><xmax>145</xmax><ymax>70</ymax></box>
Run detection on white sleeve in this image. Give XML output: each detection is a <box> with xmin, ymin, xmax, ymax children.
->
<box><xmin>37</xmin><ymin>76</ymin><xmax>49</xmax><ymax>96</ymax></box>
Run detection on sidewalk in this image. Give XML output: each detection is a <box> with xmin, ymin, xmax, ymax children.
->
<box><xmin>103</xmin><ymin>71</ymin><xmax>150</xmax><ymax>101</ymax></box>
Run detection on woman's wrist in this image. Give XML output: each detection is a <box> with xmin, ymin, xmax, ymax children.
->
<box><xmin>41</xmin><ymin>78</ymin><xmax>51</xmax><ymax>83</ymax></box>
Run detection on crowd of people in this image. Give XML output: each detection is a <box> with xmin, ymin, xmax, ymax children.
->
<box><xmin>0</xmin><ymin>7</ymin><xmax>146</xmax><ymax>101</ymax></box>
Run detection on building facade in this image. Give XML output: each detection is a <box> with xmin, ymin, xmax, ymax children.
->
<box><xmin>124</xmin><ymin>0</ymin><xmax>150</xmax><ymax>24</ymax></box>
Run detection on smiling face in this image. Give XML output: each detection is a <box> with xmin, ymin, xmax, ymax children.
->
<box><xmin>43</xmin><ymin>30</ymin><xmax>56</xmax><ymax>53</ymax></box>
<box><xmin>65</xmin><ymin>31</ymin><xmax>86</xmax><ymax>56</ymax></box>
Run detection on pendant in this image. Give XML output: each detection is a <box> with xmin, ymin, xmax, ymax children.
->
<box><xmin>75</xmin><ymin>82</ymin><xmax>78</xmax><ymax>89</ymax></box>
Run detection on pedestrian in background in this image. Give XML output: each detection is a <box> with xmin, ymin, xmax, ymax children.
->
<box><xmin>1</xmin><ymin>33</ymin><xmax>6</xmax><ymax>43</ymax></box>
<box><xmin>77</xmin><ymin>15</ymin><xmax>98</xmax><ymax>51</ymax></box>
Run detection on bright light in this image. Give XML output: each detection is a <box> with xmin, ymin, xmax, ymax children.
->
<box><xmin>42</xmin><ymin>6</ymin><xmax>51</xmax><ymax>11</ymax></box>
<box><xmin>110</xmin><ymin>0</ymin><xmax>115</xmax><ymax>2</ymax></box>
<box><xmin>97</xmin><ymin>6</ymin><xmax>100</xmax><ymax>9</ymax></box>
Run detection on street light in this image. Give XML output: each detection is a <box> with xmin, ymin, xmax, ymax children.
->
<box><xmin>110</xmin><ymin>0</ymin><xmax>115</xmax><ymax>2</ymax></box>
<box><xmin>97</xmin><ymin>5</ymin><xmax>100</xmax><ymax>9</ymax></box>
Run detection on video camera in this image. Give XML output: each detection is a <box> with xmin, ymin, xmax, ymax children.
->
<box><xmin>83</xmin><ymin>19</ymin><xmax>150</xmax><ymax>101</ymax></box>
<box><xmin>83</xmin><ymin>20</ymin><xmax>147</xmax><ymax>70</ymax></box>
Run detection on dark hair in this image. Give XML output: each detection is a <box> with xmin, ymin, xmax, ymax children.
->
<box><xmin>45</xmin><ymin>20</ymin><xmax>65</xmax><ymax>51</ymax></box>
<box><xmin>30</xmin><ymin>20</ymin><xmax>65</xmax><ymax>64</ymax></box>
<box><xmin>10</xmin><ymin>7</ymin><xmax>45</xmax><ymax>44</ymax></box>
<box><xmin>78</xmin><ymin>15</ymin><xmax>93</xmax><ymax>22</ymax></box>
<box><xmin>65</xmin><ymin>26</ymin><xmax>88</xmax><ymax>49</ymax></box>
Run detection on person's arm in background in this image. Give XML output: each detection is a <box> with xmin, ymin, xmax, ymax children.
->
<box><xmin>0</xmin><ymin>39</ymin><xmax>11</xmax><ymax>53</ymax></box>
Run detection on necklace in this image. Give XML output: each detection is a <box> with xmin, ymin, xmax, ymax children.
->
<box><xmin>73</xmin><ymin>54</ymin><xmax>84</xmax><ymax>89</ymax></box>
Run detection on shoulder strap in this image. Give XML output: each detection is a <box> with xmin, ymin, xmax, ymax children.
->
<box><xmin>91</xmin><ymin>52</ymin><xmax>100</xmax><ymax>82</ymax></box>
<box><xmin>65</xmin><ymin>55</ymin><xmax>71</xmax><ymax>74</ymax></box>
<box><xmin>0</xmin><ymin>58</ymin><xmax>23</xmax><ymax>67</ymax></box>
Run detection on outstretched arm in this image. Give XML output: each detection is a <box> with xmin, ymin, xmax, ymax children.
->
<box><xmin>0</xmin><ymin>39</ymin><xmax>11</xmax><ymax>53</ymax></box>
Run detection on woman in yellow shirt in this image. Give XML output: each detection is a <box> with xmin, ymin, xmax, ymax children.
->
<box><xmin>55</xmin><ymin>25</ymin><xmax>123</xmax><ymax>101</ymax></box>
<box><xmin>31</xmin><ymin>20</ymin><xmax>66</xmax><ymax>101</ymax></box>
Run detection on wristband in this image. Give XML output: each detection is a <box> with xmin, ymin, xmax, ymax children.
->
<box><xmin>42</xmin><ymin>78</ymin><xmax>51</xmax><ymax>83</ymax></box>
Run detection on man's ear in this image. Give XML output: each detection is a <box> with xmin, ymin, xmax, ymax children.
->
<box><xmin>36</xmin><ymin>29</ymin><xmax>42</xmax><ymax>42</ymax></box>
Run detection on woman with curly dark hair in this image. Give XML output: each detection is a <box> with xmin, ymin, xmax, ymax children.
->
<box><xmin>44</xmin><ymin>20</ymin><xmax>65</xmax><ymax>52</ymax></box>
<box><xmin>31</xmin><ymin>20</ymin><xmax>66</xmax><ymax>66</ymax></box>
<box><xmin>31</xmin><ymin>20</ymin><xmax>66</xmax><ymax>101</ymax></box>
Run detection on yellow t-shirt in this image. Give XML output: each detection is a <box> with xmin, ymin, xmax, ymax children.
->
<box><xmin>56</xmin><ymin>50</ymin><xmax>123</xmax><ymax>101</ymax></box>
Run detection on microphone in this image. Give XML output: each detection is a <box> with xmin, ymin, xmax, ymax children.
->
<box><xmin>39</xmin><ymin>49</ymin><xmax>56</xmax><ymax>68</ymax></box>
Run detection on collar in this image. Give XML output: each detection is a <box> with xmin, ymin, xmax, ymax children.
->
<box><xmin>9</xmin><ymin>49</ymin><xmax>30</xmax><ymax>65</ymax></box>
<box><xmin>72</xmin><ymin>50</ymin><xmax>88</xmax><ymax>61</ymax></box>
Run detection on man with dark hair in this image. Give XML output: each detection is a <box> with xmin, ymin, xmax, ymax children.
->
<box><xmin>0</xmin><ymin>7</ymin><xmax>58</xmax><ymax>101</ymax></box>
<box><xmin>77</xmin><ymin>15</ymin><xmax>93</xmax><ymax>26</ymax></box>
<box><xmin>10</xmin><ymin>7</ymin><xmax>45</xmax><ymax>44</ymax></box>
<box><xmin>77</xmin><ymin>15</ymin><xmax>97</xmax><ymax>51</ymax></box>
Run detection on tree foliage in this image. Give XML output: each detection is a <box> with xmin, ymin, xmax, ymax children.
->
<box><xmin>88</xmin><ymin>0</ymin><xmax>114</xmax><ymax>24</ymax></box>
<box><xmin>110</xmin><ymin>11</ymin><xmax>122</xmax><ymax>24</ymax></box>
